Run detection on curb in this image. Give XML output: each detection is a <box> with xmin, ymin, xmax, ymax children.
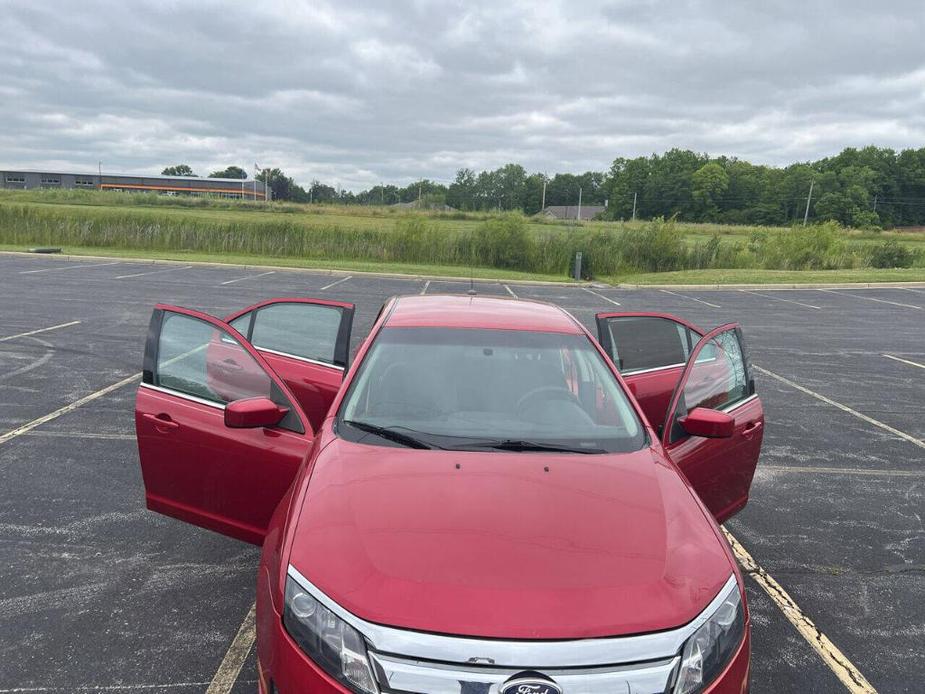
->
<box><xmin>0</xmin><ymin>251</ymin><xmax>589</xmax><ymax>287</ymax></box>
<box><xmin>616</xmin><ymin>281</ymin><xmax>925</xmax><ymax>290</ymax></box>
<box><xmin>4</xmin><ymin>251</ymin><xmax>923</xmax><ymax>290</ymax></box>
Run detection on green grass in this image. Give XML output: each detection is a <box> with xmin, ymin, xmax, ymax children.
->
<box><xmin>1</xmin><ymin>188</ymin><xmax>923</xmax><ymax>283</ymax></box>
<box><xmin>612</xmin><ymin>267</ymin><xmax>925</xmax><ymax>285</ymax></box>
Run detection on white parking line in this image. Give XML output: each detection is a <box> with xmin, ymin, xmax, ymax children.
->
<box><xmin>818</xmin><ymin>289</ymin><xmax>922</xmax><ymax>310</ymax></box>
<box><xmin>723</xmin><ymin>530</ymin><xmax>877</xmax><ymax>693</ymax></box>
<box><xmin>320</xmin><ymin>275</ymin><xmax>352</xmax><ymax>291</ymax></box>
<box><xmin>502</xmin><ymin>283</ymin><xmax>517</xmax><ymax>298</ymax></box>
<box><xmin>659</xmin><ymin>289</ymin><xmax>720</xmax><ymax>308</ymax></box>
<box><xmin>205</xmin><ymin>602</ymin><xmax>256</xmax><ymax>694</ymax></box>
<box><xmin>115</xmin><ymin>266</ymin><xmax>193</xmax><ymax>280</ymax></box>
<box><xmin>582</xmin><ymin>287</ymin><xmax>621</xmax><ymax>306</ymax></box>
<box><xmin>420</xmin><ymin>280</ymin><xmax>431</xmax><ymax>295</ymax></box>
<box><xmin>0</xmin><ymin>321</ymin><xmax>80</xmax><ymax>342</ymax></box>
<box><xmin>740</xmin><ymin>290</ymin><xmax>821</xmax><ymax>310</ymax></box>
<box><xmin>883</xmin><ymin>354</ymin><xmax>925</xmax><ymax>370</ymax></box>
<box><xmin>220</xmin><ymin>271</ymin><xmax>275</xmax><ymax>285</ymax></box>
<box><xmin>754</xmin><ymin>365</ymin><xmax>925</xmax><ymax>450</ymax></box>
<box><xmin>20</xmin><ymin>261</ymin><xmax>121</xmax><ymax>274</ymax></box>
<box><xmin>761</xmin><ymin>464</ymin><xmax>925</xmax><ymax>478</ymax></box>
<box><xmin>0</xmin><ymin>373</ymin><xmax>140</xmax><ymax>446</ymax></box>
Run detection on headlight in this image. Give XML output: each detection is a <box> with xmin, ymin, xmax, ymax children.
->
<box><xmin>674</xmin><ymin>580</ymin><xmax>745</xmax><ymax>693</ymax></box>
<box><xmin>283</xmin><ymin>576</ymin><xmax>379</xmax><ymax>694</ymax></box>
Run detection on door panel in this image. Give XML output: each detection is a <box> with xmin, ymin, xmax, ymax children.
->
<box><xmin>662</xmin><ymin>324</ymin><xmax>764</xmax><ymax>522</ymax></box>
<box><xmin>595</xmin><ymin>312</ymin><xmax>704</xmax><ymax>427</ymax></box>
<box><xmin>225</xmin><ymin>298</ymin><xmax>354</xmax><ymax>431</ymax></box>
<box><xmin>136</xmin><ymin>305</ymin><xmax>313</xmax><ymax>545</ymax></box>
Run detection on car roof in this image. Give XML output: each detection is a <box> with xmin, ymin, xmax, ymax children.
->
<box><xmin>384</xmin><ymin>294</ymin><xmax>584</xmax><ymax>334</ymax></box>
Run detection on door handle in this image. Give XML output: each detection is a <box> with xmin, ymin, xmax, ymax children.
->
<box><xmin>143</xmin><ymin>413</ymin><xmax>179</xmax><ymax>433</ymax></box>
<box><xmin>219</xmin><ymin>359</ymin><xmax>243</xmax><ymax>371</ymax></box>
<box><xmin>742</xmin><ymin>421</ymin><xmax>762</xmax><ymax>438</ymax></box>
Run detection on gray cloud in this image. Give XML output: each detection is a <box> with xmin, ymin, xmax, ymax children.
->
<box><xmin>2</xmin><ymin>0</ymin><xmax>924</xmax><ymax>189</ymax></box>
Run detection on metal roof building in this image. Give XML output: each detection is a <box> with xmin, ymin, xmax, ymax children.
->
<box><xmin>0</xmin><ymin>169</ymin><xmax>268</xmax><ymax>200</ymax></box>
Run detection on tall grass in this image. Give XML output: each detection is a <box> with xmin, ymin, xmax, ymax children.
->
<box><xmin>0</xmin><ymin>196</ymin><xmax>920</xmax><ymax>277</ymax></box>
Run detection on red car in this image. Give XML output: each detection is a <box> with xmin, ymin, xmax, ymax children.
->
<box><xmin>135</xmin><ymin>294</ymin><xmax>764</xmax><ymax>694</ymax></box>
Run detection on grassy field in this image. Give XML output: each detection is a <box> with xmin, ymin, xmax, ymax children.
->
<box><xmin>614</xmin><ymin>267</ymin><xmax>925</xmax><ymax>285</ymax></box>
<box><xmin>1</xmin><ymin>189</ymin><xmax>922</xmax><ymax>284</ymax></box>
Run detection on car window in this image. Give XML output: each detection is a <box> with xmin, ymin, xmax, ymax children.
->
<box><xmin>156</xmin><ymin>312</ymin><xmax>273</xmax><ymax>405</ymax></box>
<box><xmin>605</xmin><ymin>316</ymin><xmax>690</xmax><ymax>373</ymax></box>
<box><xmin>250</xmin><ymin>303</ymin><xmax>344</xmax><ymax>366</ymax></box>
<box><xmin>338</xmin><ymin>327</ymin><xmax>646</xmax><ymax>454</ymax></box>
<box><xmin>668</xmin><ymin>329</ymin><xmax>749</xmax><ymax>443</ymax></box>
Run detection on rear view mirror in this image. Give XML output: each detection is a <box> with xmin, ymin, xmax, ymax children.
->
<box><xmin>225</xmin><ymin>397</ymin><xmax>287</xmax><ymax>429</ymax></box>
<box><xmin>679</xmin><ymin>407</ymin><xmax>735</xmax><ymax>439</ymax></box>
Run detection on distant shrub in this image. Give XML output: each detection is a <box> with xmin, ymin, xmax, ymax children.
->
<box><xmin>471</xmin><ymin>214</ymin><xmax>533</xmax><ymax>269</ymax></box>
<box><xmin>755</xmin><ymin>222</ymin><xmax>849</xmax><ymax>270</ymax></box>
<box><xmin>619</xmin><ymin>217</ymin><xmax>687</xmax><ymax>272</ymax></box>
<box><xmin>869</xmin><ymin>240</ymin><xmax>916</xmax><ymax>268</ymax></box>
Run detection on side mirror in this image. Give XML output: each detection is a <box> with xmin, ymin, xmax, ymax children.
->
<box><xmin>679</xmin><ymin>407</ymin><xmax>735</xmax><ymax>439</ymax></box>
<box><xmin>225</xmin><ymin>397</ymin><xmax>287</xmax><ymax>429</ymax></box>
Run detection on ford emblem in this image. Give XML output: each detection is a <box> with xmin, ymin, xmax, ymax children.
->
<box><xmin>499</xmin><ymin>672</ymin><xmax>563</xmax><ymax>694</ymax></box>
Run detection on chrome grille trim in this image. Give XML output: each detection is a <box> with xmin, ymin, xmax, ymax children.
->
<box><xmin>287</xmin><ymin>565</ymin><xmax>738</xmax><ymax>668</ymax></box>
<box><xmin>369</xmin><ymin>651</ymin><xmax>680</xmax><ymax>693</ymax></box>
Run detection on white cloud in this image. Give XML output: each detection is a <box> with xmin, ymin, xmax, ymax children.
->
<box><xmin>1</xmin><ymin>0</ymin><xmax>924</xmax><ymax>190</ymax></box>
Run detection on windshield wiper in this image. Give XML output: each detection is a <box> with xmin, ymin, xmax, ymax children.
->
<box><xmin>343</xmin><ymin>420</ymin><xmax>435</xmax><ymax>450</ymax></box>
<box><xmin>452</xmin><ymin>439</ymin><xmax>607</xmax><ymax>454</ymax></box>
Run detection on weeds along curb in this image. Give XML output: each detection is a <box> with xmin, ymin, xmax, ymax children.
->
<box><xmin>616</xmin><ymin>281</ymin><xmax>925</xmax><ymax>290</ymax></box>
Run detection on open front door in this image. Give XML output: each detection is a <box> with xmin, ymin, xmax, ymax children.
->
<box><xmin>136</xmin><ymin>304</ymin><xmax>314</xmax><ymax>545</ymax></box>
<box><xmin>661</xmin><ymin>323</ymin><xmax>764</xmax><ymax>523</ymax></box>
<box><xmin>224</xmin><ymin>298</ymin><xmax>354</xmax><ymax>432</ymax></box>
<box><xmin>595</xmin><ymin>312</ymin><xmax>705</xmax><ymax>427</ymax></box>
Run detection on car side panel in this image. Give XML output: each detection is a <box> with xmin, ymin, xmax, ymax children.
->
<box><xmin>259</xmin><ymin>352</ymin><xmax>343</xmax><ymax>432</ymax></box>
<box><xmin>665</xmin><ymin>396</ymin><xmax>764</xmax><ymax>523</ymax></box>
<box><xmin>622</xmin><ymin>366</ymin><xmax>685</xmax><ymax>429</ymax></box>
<box><xmin>136</xmin><ymin>386</ymin><xmax>309</xmax><ymax>544</ymax></box>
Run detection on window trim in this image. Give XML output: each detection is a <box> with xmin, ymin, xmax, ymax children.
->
<box><xmin>139</xmin><ymin>382</ymin><xmax>225</xmax><ymax>409</ymax></box>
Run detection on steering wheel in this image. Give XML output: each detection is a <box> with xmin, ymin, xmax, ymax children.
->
<box><xmin>515</xmin><ymin>385</ymin><xmax>578</xmax><ymax>413</ymax></box>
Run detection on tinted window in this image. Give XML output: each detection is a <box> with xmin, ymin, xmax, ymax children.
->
<box><xmin>669</xmin><ymin>328</ymin><xmax>750</xmax><ymax>442</ymax></box>
<box><xmin>606</xmin><ymin>316</ymin><xmax>690</xmax><ymax>372</ymax></box>
<box><xmin>339</xmin><ymin>328</ymin><xmax>645</xmax><ymax>454</ymax></box>
<box><xmin>250</xmin><ymin>303</ymin><xmax>344</xmax><ymax>366</ymax></box>
<box><xmin>156</xmin><ymin>313</ymin><xmax>273</xmax><ymax>404</ymax></box>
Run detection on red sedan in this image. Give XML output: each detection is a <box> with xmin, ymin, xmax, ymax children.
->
<box><xmin>135</xmin><ymin>294</ymin><xmax>763</xmax><ymax>694</ymax></box>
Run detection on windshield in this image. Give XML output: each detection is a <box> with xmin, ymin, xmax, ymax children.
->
<box><xmin>338</xmin><ymin>327</ymin><xmax>645</xmax><ymax>454</ymax></box>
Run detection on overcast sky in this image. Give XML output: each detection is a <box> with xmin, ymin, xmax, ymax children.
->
<box><xmin>2</xmin><ymin>0</ymin><xmax>923</xmax><ymax>190</ymax></box>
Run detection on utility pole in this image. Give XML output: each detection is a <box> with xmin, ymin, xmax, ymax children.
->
<box><xmin>802</xmin><ymin>179</ymin><xmax>814</xmax><ymax>226</ymax></box>
<box><xmin>418</xmin><ymin>181</ymin><xmax>422</xmax><ymax>205</ymax></box>
<box><xmin>254</xmin><ymin>163</ymin><xmax>258</xmax><ymax>202</ymax></box>
<box><xmin>541</xmin><ymin>177</ymin><xmax>547</xmax><ymax>212</ymax></box>
<box><xmin>873</xmin><ymin>195</ymin><xmax>878</xmax><ymax>213</ymax></box>
<box><xmin>577</xmin><ymin>187</ymin><xmax>582</xmax><ymax>222</ymax></box>
<box><xmin>98</xmin><ymin>161</ymin><xmax>102</xmax><ymax>189</ymax></box>
<box><xmin>380</xmin><ymin>183</ymin><xmax>384</xmax><ymax>205</ymax></box>
<box><xmin>631</xmin><ymin>191</ymin><xmax>637</xmax><ymax>221</ymax></box>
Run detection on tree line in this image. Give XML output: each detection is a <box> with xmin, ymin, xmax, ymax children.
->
<box><xmin>161</xmin><ymin>145</ymin><xmax>925</xmax><ymax>227</ymax></box>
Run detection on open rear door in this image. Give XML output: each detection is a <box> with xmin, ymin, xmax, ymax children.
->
<box><xmin>136</xmin><ymin>304</ymin><xmax>313</xmax><ymax>545</ymax></box>
<box><xmin>661</xmin><ymin>323</ymin><xmax>764</xmax><ymax>523</ymax></box>
<box><xmin>595</xmin><ymin>312</ymin><xmax>705</xmax><ymax>427</ymax></box>
<box><xmin>224</xmin><ymin>298</ymin><xmax>354</xmax><ymax>432</ymax></box>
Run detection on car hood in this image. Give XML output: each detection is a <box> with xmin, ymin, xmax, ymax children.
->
<box><xmin>288</xmin><ymin>438</ymin><xmax>733</xmax><ymax>639</ymax></box>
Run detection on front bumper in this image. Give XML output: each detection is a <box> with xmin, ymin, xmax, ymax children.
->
<box><xmin>257</xmin><ymin>572</ymin><xmax>750</xmax><ymax>694</ymax></box>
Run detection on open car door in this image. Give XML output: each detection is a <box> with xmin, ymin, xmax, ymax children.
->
<box><xmin>224</xmin><ymin>298</ymin><xmax>354</xmax><ymax>432</ymax></box>
<box><xmin>662</xmin><ymin>323</ymin><xmax>764</xmax><ymax>523</ymax></box>
<box><xmin>136</xmin><ymin>304</ymin><xmax>315</xmax><ymax>545</ymax></box>
<box><xmin>595</xmin><ymin>312</ymin><xmax>704</xmax><ymax>427</ymax></box>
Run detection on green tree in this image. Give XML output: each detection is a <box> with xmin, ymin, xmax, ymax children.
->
<box><xmin>691</xmin><ymin>162</ymin><xmax>730</xmax><ymax>219</ymax></box>
<box><xmin>209</xmin><ymin>166</ymin><xmax>247</xmax><ymax>179</ymax></box>
<box><xmin>161</xmin><ymin>164</ymin><xmax>195</xmax><ymax>176</ymax></box>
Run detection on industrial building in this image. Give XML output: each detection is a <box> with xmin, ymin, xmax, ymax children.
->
<box><xmin>0</xmin><ymin>169</ymin><xmax>268</xmax><ymax>200</ymax></box>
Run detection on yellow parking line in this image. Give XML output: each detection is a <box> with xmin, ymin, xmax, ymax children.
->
<box><xmin>723</xmin><ymin>529</ymin><xmax>877</xmax><ymax>693</ymax></box>
<box><xmin>205</xmin><ymin>602</ymin><xmax>257</xmax><ymax>694</ymax></box>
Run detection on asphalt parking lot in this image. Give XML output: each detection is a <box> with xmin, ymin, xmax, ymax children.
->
<box><xmin>1</xmin><ymin>253</ymin><xmax>922</xmax><ymax>693</ymax></box>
